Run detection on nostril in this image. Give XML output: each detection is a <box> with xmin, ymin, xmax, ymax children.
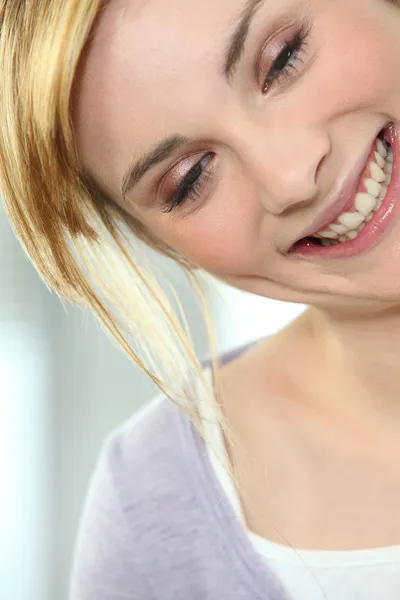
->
<box><xmin>315</xmin><ymin>154</ymin><xmax>327</xmax><ymax>183</ymax></box>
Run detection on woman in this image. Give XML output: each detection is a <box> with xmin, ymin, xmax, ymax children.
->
<box><xmin>1</xmin><ymin>0</ymin><xmax>400</xmax><ymax>598</ymax></box>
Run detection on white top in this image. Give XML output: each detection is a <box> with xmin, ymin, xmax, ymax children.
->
<box><xmin>198</xmin><ymin>367</ymin><xmax>400</xmax><ymax>600</ymax></box>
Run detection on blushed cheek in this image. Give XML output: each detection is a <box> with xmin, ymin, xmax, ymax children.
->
<box><xmin>319</xmin><ymin>5</ymin><xmax>400</xmax><ymax>114</ymax></box>
<box><xmin>150</xmin><ymin>205</ymin><xmax>264</xmax><ymax>275</ymax></box>
<box><xmin>178</xmin><ymin>231</ymin><xmax>252</xmax><ymax>273</ymax></box>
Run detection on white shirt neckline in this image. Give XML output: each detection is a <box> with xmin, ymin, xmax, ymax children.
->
<box><xmin>197</xmin><ymin>365</ymin><xmax>400</xmax><ymax>569</ymax></box>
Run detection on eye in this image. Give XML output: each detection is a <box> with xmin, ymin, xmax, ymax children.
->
<box><xmin>162</xmin><ymin>152</ymin><xmax>215</xmax><ymax>213</ymax></box>
<box><xmin>259</xmin><ymin>21</ymin><xmax>311</xmax><ymax>94</ymax></box>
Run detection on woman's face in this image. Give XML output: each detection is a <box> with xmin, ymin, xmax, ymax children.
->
<box><xmin>74</xmin><ymin>0</ymin><xmax>400</xmax><ymax>312</ymax></box>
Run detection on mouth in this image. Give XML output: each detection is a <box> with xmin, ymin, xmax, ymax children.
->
<box><xmin>291</xmin><ymin>123</ymin><xmax>400</xmax><ymax>259</ymax></box>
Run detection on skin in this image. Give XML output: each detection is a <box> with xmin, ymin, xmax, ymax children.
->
<box><xmin>74</xmin><ymin>0</ymin><xmax>400</xmax><ymax>549</ymax></box>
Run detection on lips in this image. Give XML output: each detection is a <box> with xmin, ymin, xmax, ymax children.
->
<box><xmin>290</xmin><ymin>123</ymin><xmax>399</xmax><ymax>259</ymax></box>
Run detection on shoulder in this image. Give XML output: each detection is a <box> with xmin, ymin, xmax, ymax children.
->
<box><xmin>100</xmin><ymin>395</ymin><xmax>194</xmax><ymax>511</ymax></box>
<box><xmin>79</xmin><ymin>394</ymin><xmax>192</xmax><ymax>529</ymax></box>
<box><xmin>105</xmin><ymin>395</ymin><xmax>180</xmax><ymax>473</ymax></box>
<box><xmin>69</xmin><ymin>396</ymin><xmax>189</xmax><ymax>600</ymax></box>
<box><xmin>82</xmin><ymin>338</ymin><xmax>258</xmax><ymax>522</ymax></box>
<box><xmin>69</xmin><ymin>341</ymin><xmax>258</xmax><ymax>600</ymax></box>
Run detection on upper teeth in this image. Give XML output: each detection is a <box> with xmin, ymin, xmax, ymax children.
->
<box><xmin>338</xmin><ymin>211</ymin><xmax>365</xmax><ymax>229</ymax></box>
<box><xmin>316</xmin><ymin>138</ymin><xmax>393</xmax><ymax>244</ymax></box>
<box><xmin>355</xmin><ymin>193</ymin><xmax>376</xmax><ymax>216</ymax></box>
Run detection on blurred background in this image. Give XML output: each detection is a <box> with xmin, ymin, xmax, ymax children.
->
<box><xmin>0</xmin><ymin>204</ymin><xmax>304</xmax><ymax>600</ymax></box>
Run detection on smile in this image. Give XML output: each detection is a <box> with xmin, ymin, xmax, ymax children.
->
<box><xmin>292</xmin><ymin>124</ymin><xmax>400</xmax><ymax>259</ymax></box>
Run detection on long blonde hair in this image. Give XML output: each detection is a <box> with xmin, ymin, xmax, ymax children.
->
<box><xmin>0</xmin><ymin>0</ymin><xmax>221</xmax><ymax>425</ymax></box>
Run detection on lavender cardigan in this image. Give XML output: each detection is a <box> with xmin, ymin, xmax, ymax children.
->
<box><xmin>69</xmin><ymin>347</ymin><xmax>291</xmax><ymax>600</ymax></box>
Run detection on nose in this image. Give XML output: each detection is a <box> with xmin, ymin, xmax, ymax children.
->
<box><xmin>244</xmin><ymin>124</ymin><xmax>331</xmax><ymax>216</ymax></box>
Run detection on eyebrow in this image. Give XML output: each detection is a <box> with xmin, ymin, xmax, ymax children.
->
<box><xmin>122</xmin><ymin>0</ymin><xmax>264</xmax><ymax>199</ymax></box>
<box><xmin>224</xmin><ymin>0</ymin><xmax>264</xmax><ymax>81</ymax></box>
<box><xmin>122</xmin><ymin>135</ymin><xmax>189</xmax><ymax>198</ymax></box>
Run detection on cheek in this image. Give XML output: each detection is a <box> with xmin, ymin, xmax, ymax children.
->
<box><xmin>315</xmin><ymin>3</ymin><xmax>399</xmax><ymax>113</ymax></box>
<box><xmin>150</xmin><ymin>199</ymin><xmax>265</xmax><ymax>274</ymax></box>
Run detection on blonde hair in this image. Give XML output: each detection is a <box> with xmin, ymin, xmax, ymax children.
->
<box><xmin>0</xmin><ymin>0</ymin><xmax>223</xmax><ymax>429</ymax></box>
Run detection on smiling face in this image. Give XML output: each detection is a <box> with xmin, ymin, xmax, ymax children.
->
<box><xmin>74</xmin><ymin>0</ymin><xmax>400</xmax><ymax>313</ymax></box>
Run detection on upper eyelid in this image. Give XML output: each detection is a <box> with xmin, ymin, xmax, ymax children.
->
<box><xmin>172</xmin><ymin>156</ymin><xmax>219</xmax><ymax>215</ymax></box>
<box><xmin>254</xmin><ymin>19</ymin><xmax>308</xmax><ymax>80</ymax></box>
<box><xmin>159</xmin><ymin>151</ymin><xmax>210</xmax><ymax>195</ymax></box>
<box><xmin>255</xmin><ymin>22</ymin><xmax>296</xmax><ymax>77</ymax></box>
<box><xmin>127</xmin><ymin>147</ymin><xmax>204</xmax><ymax>201</ymax></box>
<box><xmin>167</xmin><ymin>152</ymin><xmax>209</xmax><ymax>180</ymax></box>
<box><xmin>253</xmin><ymin>12</ymin><xmax>312</xmax><ymax>75</ymax></box>
<box><xmin>168</xmin><ymin>154</ymin><xmax>214</xmax><ymax>207</ymax></box>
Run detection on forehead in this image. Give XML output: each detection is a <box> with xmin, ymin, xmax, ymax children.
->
<box><xmin>74</xmin><ymin>0</ymin><xmax>243</xmax><ymax>198</ymax></box>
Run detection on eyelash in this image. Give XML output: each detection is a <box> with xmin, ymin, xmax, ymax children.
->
<box><xmin>163</xmin><ymin>24</ymin><xmax>310</xmax><ymax>213</ymax></box>
<box><xmin>162</xmin><ymin>153</ymin><xmax>214</xmax><ymax>214</ymax></box>
<box><xmin>262</xmin><ymin>24</ymin><xmax>310</xmax><ymax>94</ymax></box>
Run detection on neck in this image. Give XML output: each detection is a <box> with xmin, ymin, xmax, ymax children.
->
<box><xmin>296</xmin><ymin>305</ymin><xmax>400</xmax><ymax>424</ymax></box>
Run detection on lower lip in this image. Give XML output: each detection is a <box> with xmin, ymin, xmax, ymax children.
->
<box><xmin>292</xmin><ymin>124</ymin><xmax>400</xmax><ymax>260</ymax></box>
